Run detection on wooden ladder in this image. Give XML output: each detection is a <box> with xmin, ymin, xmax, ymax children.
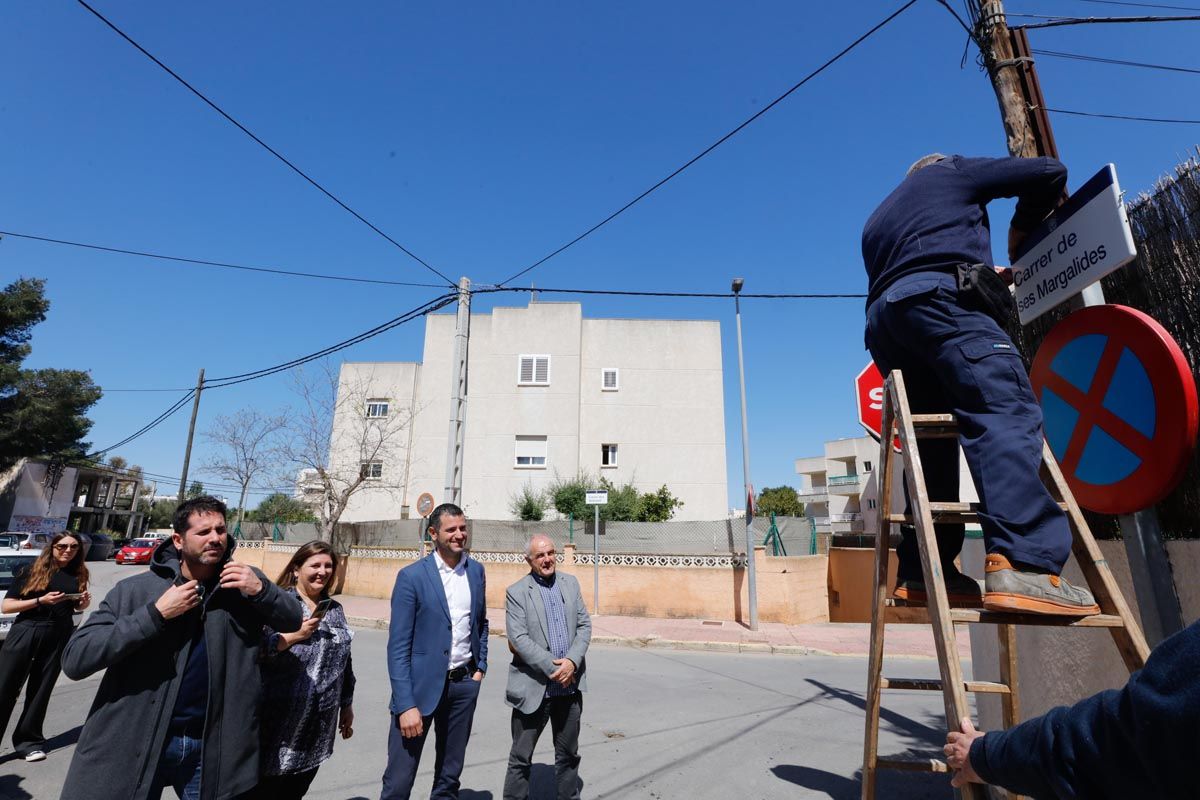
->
<box><xmin>861</xmin><ymin>370</ymin><xmax>1151</xmax><ymax>800</ymax></box>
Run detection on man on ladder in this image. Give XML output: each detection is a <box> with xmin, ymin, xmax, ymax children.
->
<box><xmin>860</xmin><ymin>153</ymin><xmax>1098</xmax><ymax>617</ymax></box>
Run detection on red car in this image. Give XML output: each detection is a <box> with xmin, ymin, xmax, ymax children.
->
<box><xmin>116</xmin><ymin>538</ymin><xmax>157</xmax><ymax>565</ymax></box>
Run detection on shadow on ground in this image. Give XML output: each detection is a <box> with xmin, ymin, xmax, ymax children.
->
<box><xmin>0</xmin><ymin>725</ymin><xmax>82</xmax><ymax>766</ymax></box>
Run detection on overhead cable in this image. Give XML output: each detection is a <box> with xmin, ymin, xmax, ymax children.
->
<box><xmin>1033</xmin><ymin>48</ymin><xmax>1200</xmax><ymax>75</ymax></box>
<box><xmin>1078</xmin><ymin>0</ymin><xmax>1200</xmax><ymax>11</ymax></box>
<box><xmin>1011</xmin><ymin>12</ymin><xmax>1200</xmax><ymax>27</ymax></box>
<box><xmin>88</xmin><ymin>390</ymin><xmax>195</xmax><ymax>457</ymax></box>
<box><xmin>474</xmin><ymin>286</ymin><xmax>866</xmax><ymax>299</ymax></box>
<box><xmin>493</xmin><ymin>0</ymin><xmax>919</xmax><ymax>287</ymax></box>
<box><xmin>0</xmin><ymin>230</ymin><xmax>450</xmax><ymax>289</ymax></box>
<box><xmin>1043</xmin><ymin>106</ymin><xmax>1200</xmax><ymax>124</ymax></box>
<box><xmin>75</xmin><ymin>0</ymin><xmax>455</xmax><ymax>287</ymax></box>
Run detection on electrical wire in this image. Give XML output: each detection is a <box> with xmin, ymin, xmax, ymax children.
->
<box><xmin>1079</xmin><ymin>0</ymin><xmax>1200</xmax><ymax>11</ymax></box>
<box><xmin>1043</xmin><ymin>106</ymin><xmax>1200</xmax><ymax>124</ymax></box>
<box><xmin>1032</xmin><ymin>48</ymin><xmax>1200</xmax><ymax>75</ymax></box>
<box><xmin>75</xmin><ymin>0</ymin><xmax>455</xmax><ymax>287</ymax></box>
<box><xmin>474</xmin><ymin>286</ymin><xmax>866</xmax><ymax>299</ymax></box>
<box><xmin>1011</xmin><ymin>12</ymin><xmax>1200</xmax><ymax>27</ymax></box>
<box><xmin>0</xmin><ymin>230</ymin><xmax>450</xmax><ymax>289</ymax></box>
<box><xmin>493</xmin><ymin>0</ymin><xmax>919</xmax><ymax>287</ymax></box>
<box><xmin>88</xmin><ymin>390</ymin><xmax>195</xmax><ymax>457</ymax></box>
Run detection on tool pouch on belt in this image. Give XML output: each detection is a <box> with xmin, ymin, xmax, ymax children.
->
<box><xmin>956</xmin><ymin>263</ymin><xmax>1016</xmax><ymax>326</ymax></box>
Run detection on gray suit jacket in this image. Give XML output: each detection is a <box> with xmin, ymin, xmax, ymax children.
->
<box><xmin>504</xmin><ymin>571</ymin><xmax>592</xmax><ymax>714</ymax></box>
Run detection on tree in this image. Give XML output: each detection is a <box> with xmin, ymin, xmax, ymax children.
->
<box><xmin>638</xmin><ymin>485</ymin><xmax>685</xmax><ymax>522</ymax></box>
<box><xmin>201</xmin><ymin>408</ymin><xmax>288</xmax><ymax>527</ymax></box>
<box><xmin>0</xmin><ymin>278</ymin><xmax>102</xmax><ymax>471</ymax></box>
<box><xmin>548</xmin><ymin>472</ymin><xmax>593</xmax><ymax>520</ymax></box>
<box><xmin>756</xmin><ymin>485</ymin><xmax>804</xmax><ymax>517</ymax></box>
<box><xmin>278</xmin><ymin>363</ymin><xmax>417</xmax><ymax>544</ymax></box>
<box><xmin>509</xmin><ymin>482</ymin><xmax>547</xmax><ymax>521</ymax></box>
<box><xmin>248</xmin><ymin>492</ymin><xmax>316</xmax><ymax>524</ymax></box>
<box><xmin>146</xmin><ymin>498</ymin><xmax>176</xmax><ymax>530</ymax></box>
<box><xmin>186</xmin><ymin>480</ymin><xmax>206</xmax><ymax>499</ymax></box>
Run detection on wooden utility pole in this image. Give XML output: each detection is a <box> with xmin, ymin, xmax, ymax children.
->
<box><xmin>977</xmin><ymin>0</ymin><xmax>1041</xmax><ymax>158</ymax></box>
<box><xmin>177</xmin><ymin>368</ymin><xmax>205</xmax><ymax>502</ymax></box>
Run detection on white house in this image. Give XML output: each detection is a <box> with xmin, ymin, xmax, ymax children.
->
<box><xmin>329</xmin><ymin>300</ymin><xmax>729</xmax><ymax>522</ymax></box>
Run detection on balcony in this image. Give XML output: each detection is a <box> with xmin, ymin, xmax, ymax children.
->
<box><xmin>830</xmin><ymin>512</ymin><xmax>863</xmax><ymax>522</ymax></box>
<box><xmin>796</xmin><ymin>486</ymin><xmax>829</xmax><ymax>503</ymax></box>
<box><xmin>809</xmin><ymin>515</ymin><xmax>832</xmax><ymax>533</ymax></box>
<box><xmin>830</xmin><ymin>512</ymin><xmax>865</xmax><ymax>533</ymax></box>
<box><xmin>827</xmin><ymin>474</ymin><xmax>864</xmax><ymax>495</ymax></box>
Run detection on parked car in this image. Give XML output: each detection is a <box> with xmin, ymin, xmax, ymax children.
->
<box><xmin>115</xmin><ymin>538</ymin><xmax>158</xmax><ymax>566</ymax></box>
<box><xmin>81</xmin><ymin>532</ymin><xmax>114</xmax><ymax>561</ymax></box>
<box><xmin>0</xmin><ymin>550</ymin><xmax>84</xmax><ymax>646</ymax></box>
<box><xmin>8</xmin><ymin>531</ymin><xmax>55</xmax><ymax>552</ymax></box>
<box><xmin>108</xmin><ymin>537</ymin><xmax>130</xmax><ymax>557</ymax></box>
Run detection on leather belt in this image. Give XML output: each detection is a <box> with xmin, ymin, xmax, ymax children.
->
<box><xmin>447</xmin><ymin>660</ymin><xmax>476</xmax><ymax>681</ymax></box>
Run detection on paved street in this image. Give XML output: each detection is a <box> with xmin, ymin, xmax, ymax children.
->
<box><xmin>0</xmin><ymin>563</ymin><xmax>966</xmax><ymax>799</ymax></box>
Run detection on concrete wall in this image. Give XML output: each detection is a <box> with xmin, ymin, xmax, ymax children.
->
<box><xmin>827</xmin><ymin>546</ymin><xmax>899</xmax><ymax>623</ymax></box>
<box><xmin>237</xmin><ymin>543</ymin><xmax>829</xmax><ymax>625</ymax></box>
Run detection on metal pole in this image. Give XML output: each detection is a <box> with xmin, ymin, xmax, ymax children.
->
<box><xmin>732</xmin><ymin>279</ymin><xmax>758</xmax><ymax>630</ymax></box>
<box><xmin>443</xmin><ymin>277</ymin><xmax>471</xmax><ymax>504</ymax></box>
<box><xmin>177</xmin><ymin>368</ymin><xmax>205</xmax><ymax>502</ymax></box>
<box><xmin>593</xmin><ymin>504</ymin><xmax>600</xmax><ymax>613</ymax></box>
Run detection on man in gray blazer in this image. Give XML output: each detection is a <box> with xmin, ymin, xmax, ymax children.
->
<box><xmin>503</xmin><ymin>534</ymin><xmax>592</xmax><ymax>800</ymax></box>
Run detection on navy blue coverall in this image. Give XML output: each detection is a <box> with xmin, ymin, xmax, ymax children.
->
<box><xmin>861</xmin><ymin>155</ymin><xmax>1072</xmax><ymax>580</ymax></box>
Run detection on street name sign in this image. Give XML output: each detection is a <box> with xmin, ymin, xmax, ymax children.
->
<box><xmin>585</xmin><ymin>490</ymin><xmax>608</xmax><ymax>505</ymax></box>
<box><xmin>1030</xmin><ymin>305</ymin><xmax>1198</xmax><ymax>514</ymax></box>
<box><xmin>1012</xmin><ymin>164</ymin><xmax>1137</xmax><ymax>324</ymax></box>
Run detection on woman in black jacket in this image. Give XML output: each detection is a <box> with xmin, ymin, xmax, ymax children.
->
<box><xmin>0</xmin><ymin>531</ymin><xmax>91</xmax><ymax>762</ymax></box>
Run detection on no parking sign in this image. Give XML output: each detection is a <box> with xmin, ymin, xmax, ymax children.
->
<box><xmin>1030</xmin><ymin>305</ymin><xmax>1198</xmax><ymax>514</ymax></box>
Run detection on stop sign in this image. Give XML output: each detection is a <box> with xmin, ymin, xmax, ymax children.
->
<box><xmin>855</xmin><ymin>361</ymin><xmax>886</xmax><ymax>439</ymax></box>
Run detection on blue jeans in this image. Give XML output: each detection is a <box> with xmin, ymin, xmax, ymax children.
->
<box><xmin>149</xmin><ymin>730</ymin><xmax>203</xmax><ymax>800</ymax></box>
<box><xmin>865</xmin><ymin>271</ymin><xmax>1072</xmax><ymax>579</ymax></box>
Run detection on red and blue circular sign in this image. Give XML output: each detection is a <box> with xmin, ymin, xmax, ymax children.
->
<box><xmin>1030</xmin><ymin>305</ymin><xmax>1198</xmax><ymax>514</ymax></box>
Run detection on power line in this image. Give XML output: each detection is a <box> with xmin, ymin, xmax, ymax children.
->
<box><xmin>475</xmin><ymin>286</ymin><xmax>866</xmax><ymax>299</ymax></box>
<box><xmin>1033</xmin><ymin>48</ymin><xmax>1200</xmax><ymax>75</ymax></box>
<box><xmin>0</xmin><ymin>230</ymin><xmax>450</xmax><ymax>289</ymax></box>
<box><xmin>88</xmin><ymin>390</ymin><xmax>195</xmax><ymax>457</ymax></box>
<box><xmin>493</xmin><ymin>0</ymin><xmax>919</xmax><ymax>287</ymax></box>
<box><xmin>76</xmin><ymin>0</ymin><xmax>455</xmax><ymax>287</ymax></box>
<box><xmin>1011</xmin><ymin>12</ymin><xmax>1200</xmax><ymax>27</ymax></box>
<box><xmin>1079</xmin><ymin>0</ymin><xmax>1200</xmax><ymax>11</ymax></box>
<box><xmin>1042</xmin><ymin>106</ymin><xmax>1200</xmax><ymax>124</ymax></box>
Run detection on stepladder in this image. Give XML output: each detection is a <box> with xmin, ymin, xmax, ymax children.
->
<box><xmin>861</xmin><ymin>370</ymin><xmax>1151</xmax><ymax>800</ymax></box>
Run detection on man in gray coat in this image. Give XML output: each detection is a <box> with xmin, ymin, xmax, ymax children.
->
<box><xmin>502</xmin><ymin>534</ymin><xmax>592</xmax><ymax>800</ymax></box>
<box><xmin>60</xmin><ymin>496</ymin><xmax>302</xmax><ymax>800</ymax></box>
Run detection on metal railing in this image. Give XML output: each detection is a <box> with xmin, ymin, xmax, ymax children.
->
<box><xmin>827</xmin><ymin>475</ymin><xmax>862</xmax><ymax>486</ymax></box>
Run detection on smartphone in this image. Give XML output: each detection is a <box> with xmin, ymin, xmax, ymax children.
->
<box><xmin>62</xmin><ymin>592</ymin><xmax>86</xmax><ymax>601</ymax></box>
<box><xmin>312</xmin><ymin>598</ymin><xmax>334</xmax><ymax>619</ymax></box>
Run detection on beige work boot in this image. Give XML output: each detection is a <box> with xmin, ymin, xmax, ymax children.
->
<box><xmin>982</xmin><ymin>554</ymin><xmax>1100</xmax><ymax>616</ymax></box>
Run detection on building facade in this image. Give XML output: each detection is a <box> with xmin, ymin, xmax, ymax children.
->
<box><xmin>330</xmin><ymin>300</ymin><xmax>729</xmax><ymax>522</ymax></box>
<box><xmin>1</xmin><ymin>459</ymin><xmax>145</xmax><ymax>537</ymax></box>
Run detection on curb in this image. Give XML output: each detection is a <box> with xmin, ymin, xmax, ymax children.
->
<box><xmin>345</xmin><ymin>616</ymin><xmax>862</xmax><ymax>657</ymax></box>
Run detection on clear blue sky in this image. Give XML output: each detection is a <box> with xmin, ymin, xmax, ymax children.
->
<box><xmin>3</xmin><ymin>1</ymin><xmax>1197</xmax><ymax>509</ymax></box>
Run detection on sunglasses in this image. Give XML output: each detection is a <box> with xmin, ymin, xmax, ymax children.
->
<box><xmin>54</xmin><ymin>544</ymin><xmax>80</xmax><ymax>552</ymax></box>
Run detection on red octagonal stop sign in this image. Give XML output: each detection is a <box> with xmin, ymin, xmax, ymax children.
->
<box><xmin>856</xmin><ymin>362</ymin><xmax>886</xmax><ymax>439</ymax></box>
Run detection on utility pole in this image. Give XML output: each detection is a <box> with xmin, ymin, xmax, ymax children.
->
<box><xmin>976</xmin><ymin>1</ymin><xmax>1183</xmax><ymax>644</ymax></box>
<box><xmin>443</xmin><ymin>277</ymin><xmax>471</xmax><ymax>505</ymax></box>
<box><xmin>731</xmin><ymin>278</ymin><xmax>759</xmax><ymax>631</ymax></box>
<box><xmin>177</xmin><ymin>368</ymin><xmax>205</xmax><ymax>503</ymax></box>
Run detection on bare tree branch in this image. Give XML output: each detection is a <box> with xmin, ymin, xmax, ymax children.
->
<box><xmin>201</xmin><ymin>408</ymin><xmax>289</xmax><ymax>526</ymax></box>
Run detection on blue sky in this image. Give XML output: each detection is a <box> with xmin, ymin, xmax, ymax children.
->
<box><xmin>3</xmin><ymin>1</ymin><xmax>1197</xmax><ymax>509</ymax></box>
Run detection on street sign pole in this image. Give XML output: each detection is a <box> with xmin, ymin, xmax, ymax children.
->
<box><xmin>585</xmin><ymin>489</ymin><xmax>608</xmax><ymax>614</ymax></box>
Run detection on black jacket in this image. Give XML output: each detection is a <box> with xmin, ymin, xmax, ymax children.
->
<box><xmin>61</xmin><ymin>538</ymin><xmax>302</xmax><ymax>800</ymax></box>
<box><xmin>971</xmin><ymin>620</ymin><xmax>1200</xmax><ymax>799</ymax></box>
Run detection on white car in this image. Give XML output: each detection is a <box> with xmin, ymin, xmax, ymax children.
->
<box><xmin>0</xmin><ymin>550</ymin><xmax>84</xmax><ymax>645</ymax></box>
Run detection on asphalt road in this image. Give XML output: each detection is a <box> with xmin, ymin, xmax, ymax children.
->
<box><xmin>0</xmin><ymin>562</ymin><xmax>965</xmax><ymax>800</ymax></box>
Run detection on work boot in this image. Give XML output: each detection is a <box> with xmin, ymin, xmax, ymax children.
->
<box><xmin>982</xmin><ymin>554</ymin><xmax>1100</xmax><ymax>616</ymax></box>
<box><xmin>893</xmin><ymin>569</ymin><xmax>983</xmax><ymax>608</ymax></box>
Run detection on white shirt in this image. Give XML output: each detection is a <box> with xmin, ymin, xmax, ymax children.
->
<box><xmin>434</xmin><ymin>550</ymin><xmax>473</xmax><ymax>669</ymax></box>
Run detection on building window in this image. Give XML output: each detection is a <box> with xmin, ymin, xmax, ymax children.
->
<box><xmin>602</xmin><ymin>368</ymin><xmax>619</xmax><ymax>391</ymax></box>
<box><xmin>863</xmin><ymin>460</ymin><xmax>873</xmax><ymax>472</ymax></box>
<box><xmin>518</xmin><ymin>355</ymin><xmax>551</xmax><ymax>386</ymax></box>
<box><xmin>601</xmin><ymin>443</ymin><xmax>618</xmax><ymax>467</ymax></box>
<box><xmin>361</xmin><ymin>461</ymin><xmax>383</xmax><ymax>480</ymax></box>
<box><xmin>366</xmin><ymin>399</ymin><xmax>390</xmax><ymax>418</ymax></box>
<box><xmin>514</xmin><ymin>435</ymin><xmax>548</xmax><ymax>468</ymax></box>
<box><xmin>867</xmin><ymin>498</ymin><xmax>877</xmax><ymax>509</ymax></box>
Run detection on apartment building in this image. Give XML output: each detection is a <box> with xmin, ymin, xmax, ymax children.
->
<box><xmin>329</xmin><ymin>300</ymin><xmax>728</xmax><ymax>521</ymax></box>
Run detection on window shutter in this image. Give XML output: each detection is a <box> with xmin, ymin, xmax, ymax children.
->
<box><xmin>519</xmin><ymin>356</ymin><xmax>535</xmax><ymax>383</ymax></box>
<box><xmin>602</xmin><ymin>368</ymin><xmax>618</xmax><ymax>390</ymax></box>
<box><xmin>534</xmin><ymin>356</ymin><xmax>549</xmax><ymax>384</ymax></box>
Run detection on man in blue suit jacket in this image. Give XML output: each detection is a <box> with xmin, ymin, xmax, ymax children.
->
<box><xmin>382</xmin><ymin>503</ymin><xmax>489</xmax><ymax>799</ymax></box>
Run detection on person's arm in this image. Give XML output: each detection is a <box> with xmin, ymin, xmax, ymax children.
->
<box><xmin>61</xmin><ymin>580</ymin><xmax>196</xmax><ymax>680</ymax></box>
<box><xmin>564</xmin><ymin>577</ymin><xmax>592</xmax><ymax>671</ymax></box>
<box><xmin>387</xmin><ymin>570</ymin><xmax>419</xmax><ymax>716</ymax></box>
<box><xmin>236</xmin><ymin>566</ymin><xmax>303</xmax><ymax>633</ymax></box>
<box><xmin>340</xmin><ymin>650</ymin><xmax>356</xmax><ymax>708</ymax></box>
<box><xmin>959</xmin><ymin>155</ymin><xmax>1067</xmax><ymax>228</ymax></box>
<box><xmin>506</xmin><ymin>584</ymin><xmax>556</xmax><ymax>677</ymax></box>
<box><xmin>475</xmin><ymin>567</ymin><xmax>488</xmax><ymax>677</ymax></box>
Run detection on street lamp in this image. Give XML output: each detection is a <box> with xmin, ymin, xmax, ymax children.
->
<box><xmin>732</xmin><ymin>277</ymin><xmax>758</xmax><ymax>631</ymax></box>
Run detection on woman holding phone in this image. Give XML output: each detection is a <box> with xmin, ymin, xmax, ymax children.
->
<box><xmin>0</xmin><ymin>531</ymin><xmax>90</xmax><ymax>762</ymax></box>
<box><xmin>252</xmin><ymin>540</ymin><xmax>355</xmax><ymax>799</ymax></box>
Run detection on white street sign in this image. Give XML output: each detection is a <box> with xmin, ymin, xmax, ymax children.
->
<box><xmin>585</xmin><ymin>490</ymin><xmax>608</xmax><ymax>505</ymax></box>
<box><xmin>1012</xmin><ymin>164</ymin><xmax>1137</xmax><ymax>324</ymax></box>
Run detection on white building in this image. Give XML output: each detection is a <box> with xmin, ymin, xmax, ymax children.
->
<box><xmin>795</xmin><ymin>434</ymin><xmax>979</xmax><ymax>538</ymax></box>
<box><xmin>330</xmin><ymin>300</ymin><xmax>729</xmax><ymax>522</ymax></box>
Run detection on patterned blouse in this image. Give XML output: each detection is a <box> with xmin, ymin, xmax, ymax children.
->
<box><xmin>260</xmin><ymin>591</ymin><xmax>356</xmax><ymax>776</ymax></box>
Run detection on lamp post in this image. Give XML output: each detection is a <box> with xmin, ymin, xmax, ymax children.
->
<box><xmin>732</xmin><ymin>278</ymin><xmax>758</xmax><ymax>631</ymax></box>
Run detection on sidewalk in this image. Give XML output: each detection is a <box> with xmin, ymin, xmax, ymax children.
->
<box><xmin>337</xmin><ymin>594</ymin><xmax>970</xmax><ymax>659</ymax></box>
